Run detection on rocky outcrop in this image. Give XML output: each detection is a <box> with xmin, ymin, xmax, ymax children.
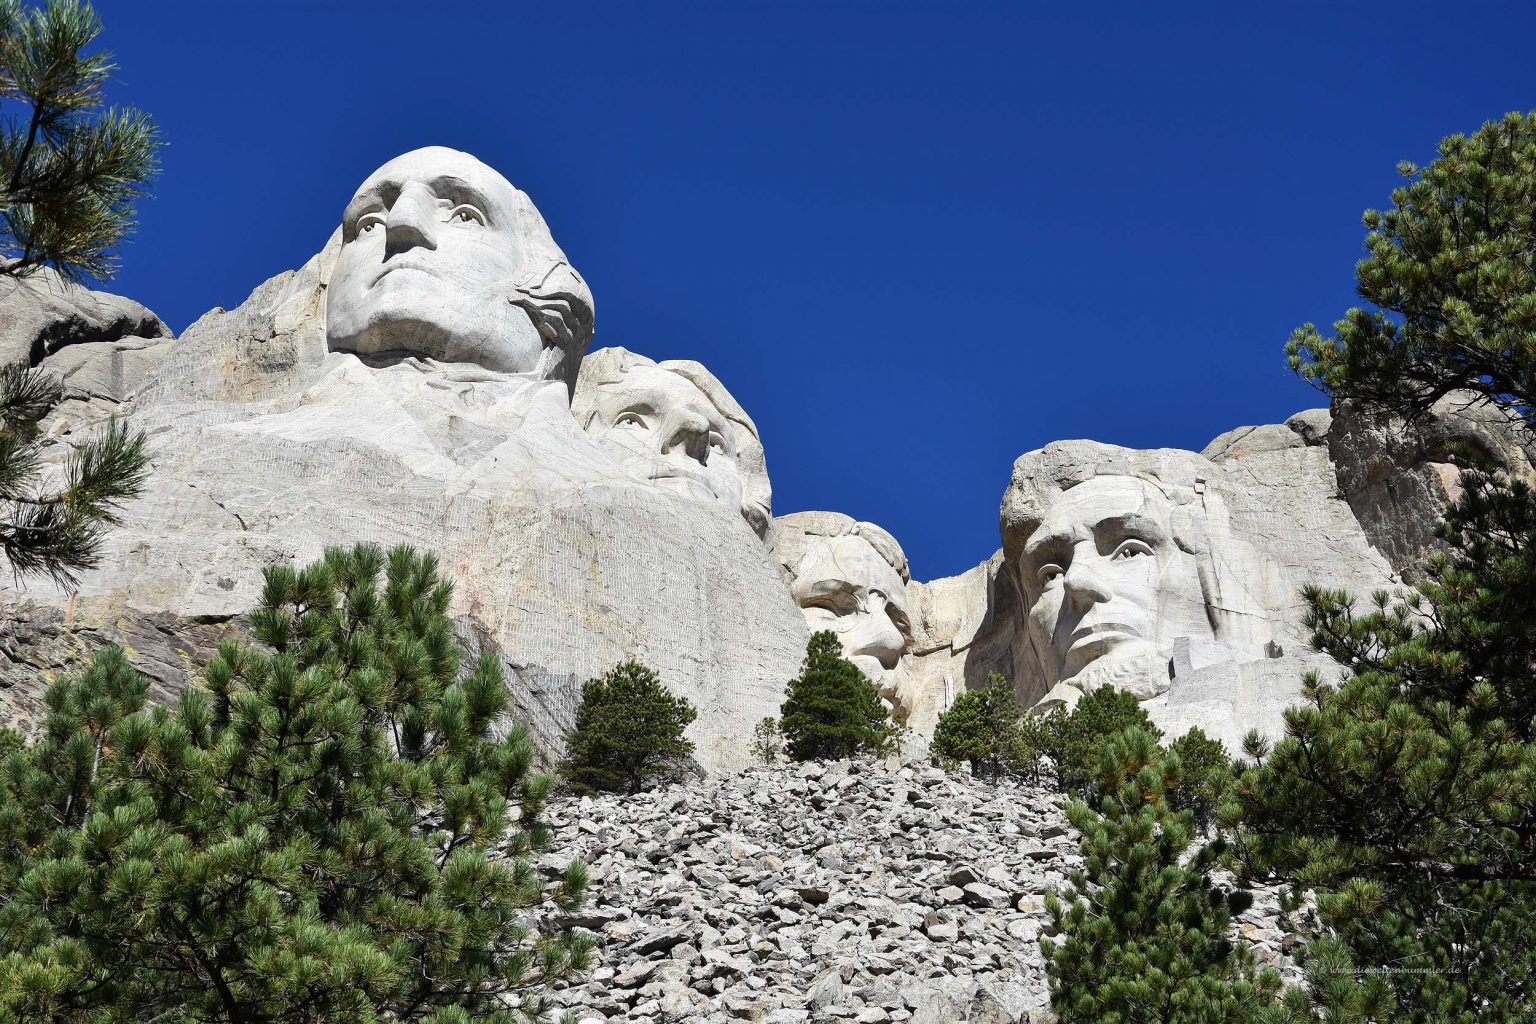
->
<box><xmin>1</xmin><ymin>149</ymin><xmax>810</xmax><ymax>774</ymax></box>
<box><xmin>8</xmin><ymin>145</ymin><xmax>1531</xmax><ymax>769</ymax></box>
<box><xmin>1327</xmin><ymin>392</ymin><xmax>1536</xmax><ymax>580</ymax></box>
<box><xmin>0</xmin><ymin>267</ymin><xmax>172</xmax><ymax>369</ymax></box>
<box><xmin>535</xmin><ymin>759</ymin><xmax>1309</xmax><ymax>1023</ymax></box>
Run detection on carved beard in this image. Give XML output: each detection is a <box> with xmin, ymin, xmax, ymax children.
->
<box><xmin>1066</xmin><ymin>644</ymin><xmax>1170</xmax><ymax>700</ymax></box>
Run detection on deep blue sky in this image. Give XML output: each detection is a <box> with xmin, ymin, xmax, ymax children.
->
<box><xmin>95</xmin><ymin>1</ymin><xmax>1533</xmax><ymax>581</ymax></box>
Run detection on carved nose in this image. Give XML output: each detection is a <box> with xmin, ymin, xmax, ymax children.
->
<box><xmin>847</xmin><ymin>608</ymin><xmax>905</xmax><ymax>670</ymax></box>
<box><xmin>385</xmin><ymin>184</ymin><xmax>439</xmax><ymax>257</ymax></box>
<box><xmin>1063</xmin><ymin>559</ymin><xmax>1112</xmax><ymax>607</ymax></box>
<box><xmin>662</xmin><ymin>413</ymin><xmax>711</xmax><ymax>463</ymax></box>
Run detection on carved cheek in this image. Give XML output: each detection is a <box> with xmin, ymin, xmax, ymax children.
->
<box><xmin>1028</xmin><ymin>588</ymin><xmax>1063</xmax><ymax>639</ymax></box>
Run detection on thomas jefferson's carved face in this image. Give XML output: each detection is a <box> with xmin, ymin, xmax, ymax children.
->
<box><xmin>1018</xmin><ymin>476</ymin><xmax>1215</xmax><ymax>696</ymax></box>
<box><xmin>326</xmin><ymin>147</ymin><xmax>544</xmax><ymax>372</ymax></box>
<box><xmin>583</xmin><ymin>364</ymin><xmax>744</xmax><ymax>511</ymax></box>
<box><xmin>791</xmin><ymin>534</ymin><xmax>912</xmax><ymax>683</ymax></box>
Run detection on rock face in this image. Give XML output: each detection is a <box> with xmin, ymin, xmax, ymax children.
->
<box><xmin>0</xmin><ymin>266</ymin><xmax>178</xmax><ymax>446</ymax></box>
<box><xmin>6</xmin><ymin>146</ymin><xmax>1529</xmax><ymax>766</ymax></box>
<box><xmin>770</xmin><ymin>512</ymin><xmax>948</xmax><ymax>737</ymax></box>
<box><xmin>0</xmin><ymin>266</ymin><xmax>172</xmax><ymax>373</ymax></box>
<box><xmin>535</xmin><ymin>759</ymin><xmax>1308</xmax><ymax>1022</ymax></box>
<box><xmin>1327</xmin><ymin>392</ymin><xmax>1536</xmax><ymax>580</ymax></box>
<box><xmin>575</xmin><ymin>347</ymin><xmax>773</xmax><ymax>540</ymax></box>
<box><xmin>987</xmin><ymin>435</ymin><xmax>1398</xmax><ymax>751</ymax></box>
<box><xmin>1</xmin><ymin>147</ymin><xmax>809</xmax><ymax>772</ymax></box>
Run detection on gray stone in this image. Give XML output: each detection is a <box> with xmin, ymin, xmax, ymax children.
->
<box><xmin>1201</xmin><ymin>422</ymin><xmax>1305</xmax><ymax>462</ymax></box>
<box><xmin>1</xmin><ymin>148</ymin><xmax>809</xmax><ymax>773</ymax></box>
<box><xmin>0</xmin><ymin>267</ymin><xmax>171</xmax><ymax>370</ymax></box>
<box><xmin>1329</xmin><ymin>392</ymin><xmax>1536</xmax><ymax>580</ymax></box>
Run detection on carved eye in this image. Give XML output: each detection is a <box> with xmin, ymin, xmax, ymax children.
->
<box><xmin>356</xmin><ymin>212</ymin><xmax>386</xmax><ymax>235</ymax></box>
<box><xmin>1111</xmin><ymin>540</ymin><xmax>1154</xmax><ymax>560</ymax></box>
<box><xmin>805</xmin><ymin>588</ymin><xmax>860</xmax><ymax>616</ymax></box>
<box><xmin>807</xmin><ymin>596</ymin><xmax>857</xmax><ymax>616</ymax></box>
<box><xmin>707</xmin><ymin>431</ymin><xmax>728</xmax><ymax>456</ymax></box>
<box><xmin>448</xmin><ymin>205</ymin><xmax>485</xmax><ymax>225</ymax></box>
<box><xmin>1037</xmin><ymin>564</ymin><xmax>1065</xmax><ymax>587</ymax></box>
<box><xmin>614</xmin><ymin>411</ymin><xmax>648</xmax><ymax>430</ymax></box>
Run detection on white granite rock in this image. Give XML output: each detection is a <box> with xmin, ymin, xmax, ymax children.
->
<box><xmin>534</xmin><ymin>759</ymin><xmax>1308</xmax><ymax>1022</ymax></box>
<box><xmin>991</xmin><ymin>438</ymin><xmax>1398</xmax><ymax>751</ymax></box>
<box><xmin>1328</xmin><ymin>392</ymin><xmax>1536</xmax><ymax>580</ymax></box>
<box><xmin>771</xmin><ymin>512</ymin><xmax>951</xmax><ymax>737</ymax></box>
<box><xmin>574</xmin><ymin>346</ymin><xmax>773</xmax><ymax>539</ymax></box>
<box><xmin>0</xmin><ymin>266</ymin><xmax>172</xmax><ymax>371</ymax></box>
<box><xmin>1</xmin><ymin>148</ymin><xmax>808</xmax><ymax>772</ymax></box>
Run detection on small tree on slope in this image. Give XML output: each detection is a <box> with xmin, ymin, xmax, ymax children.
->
<box><xmin>0</xmin><ymin>544</ymin><xmax>592</xmax><ymax>1024</ymax></box>
<box><xmin>1044</xmin><ymin>726</ymin><xmax>1298</xmax><ymax>1024</ymax></box>
<box><xmin>780</xmin><ymin>630</ymin><xmax>895</xmax><ymax>762</ymax></box>
<box><xmin>561</xmin><ymin>660</ymin><xmax>697</xmax><ymax>795</ymax></box>
<box><xmin>931</xmin><ymin>673</ymin><xmax>1034</xmax><ymax>783</ymax></box>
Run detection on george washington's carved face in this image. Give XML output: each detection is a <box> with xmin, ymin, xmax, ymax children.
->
<box><xmin>326</xmin><ymin>147</ymin><xmax>544</xmax><ymax>372</ymax></box>
<box><xmin>1017</xmin><ymin>476</ymin><xmax>1216</xmax><ymax>697</ymax></box>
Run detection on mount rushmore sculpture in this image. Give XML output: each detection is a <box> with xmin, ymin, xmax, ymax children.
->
<box><xmin>5</xmin><ymin>145</ymin><xmax>1533</xmax><ymax>766</ymax></box>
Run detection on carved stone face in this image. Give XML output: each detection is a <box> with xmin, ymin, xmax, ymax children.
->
<box><xmin>1018</xmin><ymin>476</ymin><xmax>1215</xmax><ymax>696</ymax></box>
<box><xmin>583</xmin><ymin>363</ymin><xmax>745</xmax><ymax>510</ymax></box>
<box><xmin>326</xmin><ymin>147</ymin><xmax>544</xmax><ymax>372</ymax></box>
<box><xmin>790</xmin><ymin>533</ymin><xmax>912</xmax><ymax>684</ymax></box>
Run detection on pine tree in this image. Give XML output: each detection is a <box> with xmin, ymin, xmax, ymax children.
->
<box><xmin>1228</xmin><ymin>111</ymin><xmax>1536</xmax><ymax>1021</ymax></box>
<box><xmin>931</xmin><ymin>673</ymin><xmax>1035</xmax><ymax>783</ymax></box>
<box><xmin>1045</xmin><ymin>726</ymin><xmax>1296</xmax><ymax>1024</ymax></box>
<box><xmin>0</xmin><ymin>360</ymin><xmax>147</xmax><ymax>584</ymax></box>
<box><xmin>1227</xmin><ymin>477</ymin><xmax>1536</xmax><ymax>1020</ymax></box>
<box><xmin>779</xmin><ymin>630</ymin><xmax>896</xmax><ymax>762</ymax></box>
<box><xmin>1</xmin><ymin>0</ymin><xmax>161</xmax><ymax>282</ymax></box>
<box><xmin>1033</xmin><ymin>685</ymin><xmax>1159</xmax><ymax>797</ymax></box>
<box><xmin>0</xmin><ymin>544</ymin><xmax>592</xmax><ymax>1024</ymax></box>
<box><xmin>1285</xmin><ymin>110</ymin><xmax>1536</xmax><ymax>424</ymax></box>
<box><xmin>750</xmin><ymin>716</ymin><xmax>782</xmax><ymax>764</ymax></box>
<box><xmin>561</xmin><ymin>660</ymin><xmax>697</xmax><ymax>795</ymax></box>
<box><xmin>1165</xmin><ymin>727</ymin><xmax>1232</xmax><ymax>833</ymax></box>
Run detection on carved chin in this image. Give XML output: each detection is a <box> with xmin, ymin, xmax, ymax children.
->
<box><xmin>1063</xmin><ymin>644</ymin><xmax>1170</xmax><ymax>700</ymax></box>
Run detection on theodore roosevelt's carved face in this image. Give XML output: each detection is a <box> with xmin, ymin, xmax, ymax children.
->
<box><xmin>326</xmin><ymin>147</ymin><xmax>543</xmax><ymax>372</ymax></box>
<box><xmin>581</xmin><ymin>364</ymin><xmax>744</xmax><ymax>511</ymax></box>
<box><xmin>1018</xmin><ymin>476</ymin><xmax>1215</xmax><ymax>695</ymax></box>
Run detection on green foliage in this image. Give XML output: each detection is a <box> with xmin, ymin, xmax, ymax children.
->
<box><xmin>0</xmin><ymin>0</ymin><xmax>161</xmax><ymax>282</ymax></box>
<box><xmin>930</xmin><ymin>673</ymin><xmax>1038</xmax><ymax>783</ymax></box>
<box><xmin>1242</xmin><ymin>110</ymin><xmax>1536</xmax><ymax>1021</ymax></box>
<box><xmin>1165</xmin><ymin>727</ymin><xmax>1233</xmax><ymax>832</ymax></box>
<box><xmin>561</xmin><ymin>660</ymin><xmax>697</xmax><ymax>795</ymax></box>
<box><xmin>779</xmin><ymin>630</ymin><xmax>896</xmax><ymax>762</ymax></box>
<box><xmin>0</xmin><ymin>360</ymin><xmax>147</xmax><ymax>585</ymax></box>
<box><xmin>1033</xmin><ymin>685</ymin><xmax>1159</xmax><ymax>797</ymax></box>
<box><xmin>1286</xmin><ymin>111</ymin><xmax>1536</xmax><ymax>424</ymax></box>
<box><xmin>0</xmin><ymin>544</ymin><xmax>592</xmax><ymax>1024</ymax></box>
<box><xmin>1227</xmin><ymin>471</ymin><xmax>1536</xmax><ymax>1021</ymax></box>
<box><xmin>1045</xmin><ymin>726</ymin><xmax>1298</xmax><ymax>1024</ymax></box>
<box><xmin>750</xmin><ymin>716</ymin><xmax>781</xmax><ymax>764</ymax></box>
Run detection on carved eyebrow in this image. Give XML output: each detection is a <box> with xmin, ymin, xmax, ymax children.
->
<box><xmin>1092</xmin><ymin>511</ymin><xmax>1167</xmax><ymax>547</ymax></box>
<box><xmin>1022</xmin><ymin>527</ymin><xmax>1075</xmax><ymax>563</ymax></box>
<box><xmin>613</xmin><ymin>402</ymin><xmax>657</xmax><ymax>421</ymax></box>
<box><xmin>341</xmin><ymin>175</ymin><xmax>498</xmax><ymax>233</ymax></box>
<box><xmin>428</xmin><ymin>175</ymin><xmax>496</xmax><ymax>220</ymax></box>
<box><xmin>342</xmin><ymin>183</ymin><xmax>394</xmax><ymax>226</ymax></box>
